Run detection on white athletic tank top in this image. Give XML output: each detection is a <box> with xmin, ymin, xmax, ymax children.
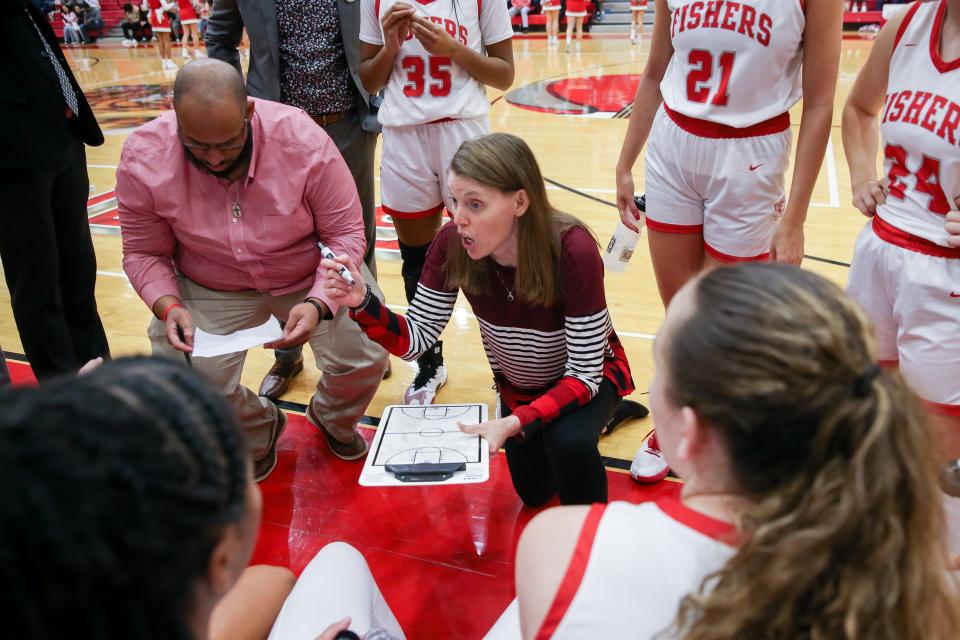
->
<box><xmin>535</xmin><ymin>499</ymin><xmax>736</xmax><ymax>639</ymax></box>
<box><xmin>359</xmin><ymin>0</ymin><xmax>513</xmax><ymax>127</ymax></box>
<box><xmin>660</xmin><ymin>0</ymin><xmax>805</xmax><ymax>128</ymax></box>
<box><xmin>876</xmin><ymin>0</ymin><xmax>960</xmax><ymax>247</ymax></box>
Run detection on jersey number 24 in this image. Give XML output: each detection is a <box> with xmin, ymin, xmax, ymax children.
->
<box><xmin>884</xmin><ymin>144</ymin><xmax>951</xmax><ymax>215</ymax></box>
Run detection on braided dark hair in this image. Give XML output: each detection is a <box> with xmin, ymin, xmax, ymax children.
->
<box><xmin>0</xmin><ymin>357</ymin><xmax>249</xmax><ymax>639</ymax></box>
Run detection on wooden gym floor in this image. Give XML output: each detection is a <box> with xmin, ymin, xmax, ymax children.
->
<box><xmin>0</xmin><ymin>33</ymin><xmax>876</xmax><ymax>463</ymax></box>
<box><xmin>0</xmin><ymin>31</ymin><xmax>882</xmax><ymax>638</ymax></box>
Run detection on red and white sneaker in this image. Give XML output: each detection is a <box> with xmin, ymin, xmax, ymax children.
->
<box><xmin>630</xmin><ymin>430</ymin><xmax>669</xmax><ymax>483</ymax></box>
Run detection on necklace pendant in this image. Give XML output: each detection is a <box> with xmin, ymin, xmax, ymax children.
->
<box><xmin>507</xmin><ymin>292</ymin><xmax>515</xmax><ymax>302</ymax></box>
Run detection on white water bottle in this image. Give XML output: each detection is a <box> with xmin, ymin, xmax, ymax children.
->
<box><xmin>603</xmin><ymin>194</ymin><xmax>644</xmax><ymax>273</ymax></box>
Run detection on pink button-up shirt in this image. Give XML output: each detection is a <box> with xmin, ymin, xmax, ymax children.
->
<box><xmin>117</xmin><ymin>97</ymin><xmax>365</xmax><ymax>316</ymax></box>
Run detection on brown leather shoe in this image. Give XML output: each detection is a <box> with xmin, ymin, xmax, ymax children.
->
<box><xmin>305</xmin><ymin>404</ymin><xmax>368</xmax><ymax>460</ymax></box>
<box><xmin>253</xmin><ymin>411</ymin><xmax>288</xmax><ymax>483</ymax></box>
<box><xmin>258</xmin><ymin>357</ymin><xmax>304</xmax><ymax>400</ymax></box>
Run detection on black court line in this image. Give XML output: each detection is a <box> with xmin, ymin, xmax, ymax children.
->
<box><xmin>543</xmin><ymin>177</ymin><xmax>852</xmax><ymax>268</ymax></box>
<box><xmin>0</xmin><ymin>351</ymin><xmax>641</xmax><ymax>472</ymax></box>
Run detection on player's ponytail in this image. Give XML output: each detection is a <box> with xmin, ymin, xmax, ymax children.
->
<box><xmin>445</xmin><ymin>132</ymin><xmax>592</xmax><ymax>306</ymax></box>
<box><xmin>665</xmin><ymin>263</ymin><xmax>960</xmax><ymax>639</ymax></box>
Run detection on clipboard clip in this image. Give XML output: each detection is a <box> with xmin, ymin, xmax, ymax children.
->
<box><xmin>384</xmin><ymin>462</ymin><xmax>466</xmax><ymax>483</ymax></box>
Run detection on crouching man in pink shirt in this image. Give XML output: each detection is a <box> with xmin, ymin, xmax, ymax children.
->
<box><xmin>117</xmin><ymin>59</ymin><xmax>388</xmax><ymax>481</ymax></box>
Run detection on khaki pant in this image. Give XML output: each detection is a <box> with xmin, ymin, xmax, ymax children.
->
<box><xmin>149</xmin><ymin>271</ymin><xmax>388</xmax><ymax>460</ymax></box>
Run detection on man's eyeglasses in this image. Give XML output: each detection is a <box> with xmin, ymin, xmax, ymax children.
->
<box><xmin>178</xmin><ymin>118</ymin><xmax>248</xmax><ymax>151</ymax></box>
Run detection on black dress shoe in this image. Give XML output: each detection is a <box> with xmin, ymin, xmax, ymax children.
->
<box><xmin>258</xmin><ymin>357</ymin><xmax>304</xmax><ymax>400</ymax></box>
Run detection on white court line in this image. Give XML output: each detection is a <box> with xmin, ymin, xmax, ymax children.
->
<box><xmin>386</xmin><ymin>303</ymin><xmax>656</xmax><ymax>341</ymax></box>
<box><xmin>92</xmin><ymin>273</ymin><xmax>657</xmax><ymax>340</ymax></box>
<box><xmin>88</xmin><ymin>163</ymin><xmax>119</xmax><ymax>170</ymax></box>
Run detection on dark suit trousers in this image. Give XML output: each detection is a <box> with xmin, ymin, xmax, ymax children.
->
<box><xmin>0</xmin><ymin>134</ymin><xmax>109</xmax><ymax>380</ymax></box>
<box><xmin>321</xmin><ymin>113</ymin><xmax>378</xmax><ymax>278</ymax></box>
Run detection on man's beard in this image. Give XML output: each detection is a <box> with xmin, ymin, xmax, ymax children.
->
<box><xmin>184</xmin><ymin>132</ymin><xmax>254</xmax><ymax>180</ymax></box>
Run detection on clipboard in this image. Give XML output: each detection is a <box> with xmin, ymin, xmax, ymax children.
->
<box><xmin>358</xmin><ymin>404</ymin><xmax>490</xmax><ymax>487</ymax></box>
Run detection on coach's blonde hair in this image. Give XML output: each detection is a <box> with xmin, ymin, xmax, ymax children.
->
<box><xmin>444</xmin><ymin>133</ymin><xmax>591</xmax><ymax>307</ymax></box>
<box><xmin>662</xmin><ymin>263</ymin><xmax>960</xmax><ymax>640</ymax></box>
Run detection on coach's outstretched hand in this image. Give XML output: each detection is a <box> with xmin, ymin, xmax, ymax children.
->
<box><xmin>947</xmin><ymin>210</ymin><xmax>960</xmax><ymax>248</ymax></box>
<box><xmin>321</xmin><ymin>255</ymin><xmax>368</xmax><ymax>308</ymax></box>
<box><xmin>459</xmin><ymin>415</ymin><xmax>522</xmax><ymax>454</ymax></box>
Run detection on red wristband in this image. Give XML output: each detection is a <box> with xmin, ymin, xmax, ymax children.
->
<box><xmin>161</xmin><ymin>303</ymin><xmax>184</xmax><ymax>323</ymax></box>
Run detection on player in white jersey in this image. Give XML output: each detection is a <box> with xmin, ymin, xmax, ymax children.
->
<box><xmin>615</xmin><ymin>0</ymin><xmax>842</xmax><ymax>482</ymax></box>
<box><xmin>842</xmin><ymin>0</ymin><xmax>960</xmax><ymax>462</ymax></box>
<box><xmin>629</xmin><ymin>0</ymin><xmax>647</xmax><ymax>44</ymax></box>
<box><xmin>359</xmin><ymin>0</ymin><xmax>514</xmax><ymax>404</ymax></box>
<box><xmin>486</xmin><ymin>264</ymin><xmax>956</xmax><ymax>640</ymax></box>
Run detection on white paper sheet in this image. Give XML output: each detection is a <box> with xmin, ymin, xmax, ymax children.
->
<box><xmin>359</xmin><ymin>404</ymin><xmax>490</xmax><ymax>487</ymax></box>
<box><xmin>192</xmin><ymin>316</ymin><xmax>284</xmax><ymax>358</ymax></box>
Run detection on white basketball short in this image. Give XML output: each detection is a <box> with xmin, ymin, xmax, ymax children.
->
<box><xmin>379</xmin><ymin>116</ymin><xmax>490</xmax><ymax>220</ymax></box>
<box><xmin>847</xmin><ymin>217</ymin><xmax>960</xmax><ymax>415</ymax></box>
<box><xmin>643</xmin><ymin>105</ymin><xmax>793</xmax><ymax>262</ymax></box>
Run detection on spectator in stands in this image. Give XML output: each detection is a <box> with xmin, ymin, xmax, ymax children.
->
<box><xmin>197</xmin><ymin>0</ymin><xmax>209</xmax><ymax>34</ymax></box>
<box><xmin>496</xmin><ymin>263</ymin><xmax>960</xmax><ymax>638</ymax></box>
<box><xmin>509</xmin><ymin>0</ymin><xmax>534</xmax><ymax>34</ymax></box>
<box><xmin>0</xmin><ymin>357</ymin><xmax>406</xmax><ymax>640</ymax></box>
<box><xmin>78</xmin><ymin>1</ymin><xmax>103</xmax><ymax>43</ymax></box>
<box><xmin>121</xmin><ymin>2</ymin><xmax>141</xmax><ymax>46</ymax></box>
<box><xmin>60</xmin><ymin>3</ymin><xmax>81</xmax><ymax>44</ymax></box>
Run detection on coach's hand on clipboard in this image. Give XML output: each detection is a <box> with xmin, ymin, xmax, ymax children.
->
<box><xmin>459</xmin><ymin>415</ymin><xmax>522</xmax><ymax>454</ymax></box>
<box><xmin>153</xmin><ymin>295</ymin><xmax>194</xmax><ymax>353</ymax></box>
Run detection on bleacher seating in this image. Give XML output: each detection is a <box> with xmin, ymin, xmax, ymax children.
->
<box><xmin>48</xmin><ymin>1</ymin><xmax>127</xmax><ymax>41</ymax></box>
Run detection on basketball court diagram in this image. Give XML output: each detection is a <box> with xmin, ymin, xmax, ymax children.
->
<box><xmin>360</xmin><ymin>404</ymin><xmax>490</xmax><ymax>487</ymax></box>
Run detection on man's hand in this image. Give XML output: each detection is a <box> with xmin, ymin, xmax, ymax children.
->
<box><xmin>769</xmin><ymin>222</ymin><xmax>804</xmax><ymax>265</ymax></box>
<box><xmin>946</xmin><ymin>209</ymin><xmax>960</xmax><ymax>248</ymax></box>
<box><xmin>459</xmin><ymin>415</ymin><xmax>523</xmax><ymax>454</ymax></box>
<box><xmin>264</xmin><ymin>302</ymin><xmax>322</xmax><ymax>349</ymax></box>
<box><xmin>382</xmin><ymin>2</ymin><xmax>415</xmax><ymax>54</ymax></box>
<box><xmin>154</xmin><ymin>296</ymin><xmax>194</xmax><ymax>353</ymax></box>
<box><xmin>410</xmin><ymin>14</ymin><xmax>461</xmax><ymax>57</ymax></box>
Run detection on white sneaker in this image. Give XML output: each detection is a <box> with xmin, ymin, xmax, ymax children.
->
<box><xmin>630</xmin><ymin>431</ymin><xmax>670</xmax><ymax>483</ymax></box>
<box><xmin>121</xmin><ymin>39</ymin><xmax>132</xmax><ymax>47</ymax></box>
<box><xmin>181</xmin><ymin>48</ymin><xmax>191</xmax><ymax>58</ymax></box>
<box><xmin>402</xmin><ymin>342</ymin><xmax>447</xmax><ymax>405</ymax></box>
<box><xmin>163</xmin><ymin>58</ymin><xmax>178</xmax><ymax>69</ymax></box>
<box><xmin>194</xmin><ymin>49</ymin><xmax>205</xmax><ymax>58</ymax></box>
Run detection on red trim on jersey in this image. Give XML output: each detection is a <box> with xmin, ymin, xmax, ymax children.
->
<box><xmin>381</xmin><ymin>202</ymin><xmax>446</xmax><ymax>220</ymax></box>
<box><xmin>375</xmin><ymin>0</ymin><xmax>381</xmax><ymax>18</ymax></box>
<box><xmin>478</xmin><ymin>0</ymin><xmax>482</xmax><ymax>17</ymax></box>
<box><xmin>930</xmin><ymin>0</ymin><xmax>960</xmax><ymax>73</ymax></box>
<box><xmin>928</xmin><ymin>400</ymin><xmax>960</xmax><ymax>417</ymax></box>
<box><xmin>872</xmin><ymin>215</ymin><xmax>960</xmax><ymax>258</ymax></box>
<box><xmin>704</xmin><ymin>241</ymin><xmax>770</xmax><ymax>264</ymax></box>
<box><xmin>892</xmin><ymin>1</ymin><xmax>922</xmax><ymax>50</ymax></box>
<box><xmin>644</xmin><ymin>218</ymin><xmax>704</xmax><ymax>235</ymax></box>
<box><xmin>535</xmin><ymin>504</ymin><xmax>606</xmax><ymax>640</ymax></box>
<box><xmin>425</xmin><ymin>117</ymin><xmax>457</xmax><ymax>125</ymax></box>
<box><xmin>664</xmin><ymin>104</ymin><xmax>791</xmax><ymax>139</ymax></box>
<box><xmin>655</xmin><ymin>496</ymin><xmax>738</xmax><ymax>546</ymax></box>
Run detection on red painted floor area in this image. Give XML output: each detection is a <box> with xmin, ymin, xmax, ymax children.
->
<box><xmin>4</xmin><ymin>357</ymin><xmax>679</xmax><ymax>638</ymax></box>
